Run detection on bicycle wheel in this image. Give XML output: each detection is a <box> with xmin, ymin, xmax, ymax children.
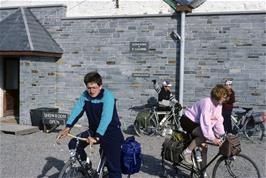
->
<box><xmin>243</xmin><ymin>119</ymin><xmax>264</xmax><ymax>142</ymax></box>
<box><xmin>212</xmin><ymin>154</ymin><xmax>261</xmax><ymax>178</ymax></box>
<box><xmin>58</xmin><ymin>160</ymin><xmax>85</xmax><ymax>178</ymax></box>
<box><xmin>133</xmin><ymin>114</ymin><xmax>157</xmax><ymax>136</ymax></box>
<box><xmin>133</xmin><ymin>119</ymin><xmax>143</xmax><ymax>136</ymax></box>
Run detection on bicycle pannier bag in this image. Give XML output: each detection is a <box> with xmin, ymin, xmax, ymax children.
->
<box><xmin>161</xmin><ymin>131</ymin><xmax>190</xmax><ymax>163</ymax></box>
<box><xmin>121</xmin><ymin>136</ymin><xmax>142</xmax><ymax>175</ymax></box>
<box><xmin>219</xmin><ymin>134</ymin><xmax>241</xmax><ymax>157</ymax></box>
<box><xmin>135</xmin><ymin>111</ymin><xmax>150</xmax><ymax>128</ymax></box>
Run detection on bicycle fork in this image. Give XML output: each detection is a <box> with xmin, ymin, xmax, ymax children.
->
<box><xmin>224</xmin><ymin>158</ymin><xmax>238</xmax><ymax>178</ymax></box>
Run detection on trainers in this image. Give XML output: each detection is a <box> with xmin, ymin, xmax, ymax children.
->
<box><xmin>181</xmin><ymin>150</ymin><xmax>193</xmax><ymax>165</ymax></box>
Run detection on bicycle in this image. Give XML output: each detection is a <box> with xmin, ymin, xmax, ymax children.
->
<box><xmin>133</xmin><ymin>102</ymin><xmax>183</xmax><ymax>137</ymax></box>
<box><xmin>57</xmin><ymin>133</ymin><xmax>108</xmax><ymax>178</ymax></box>
<box><xmin>231</xmin><ymin>107</ymin><xmax>265</xmax><ymax>142</ymax></box>
<box><xmin>162</xmin><ymin>134</ymin><xmax>261</xmax><ymax>178</ymax></box>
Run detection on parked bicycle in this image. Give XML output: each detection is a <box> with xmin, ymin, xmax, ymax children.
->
<box><xmin>231</xmin><ymin>106</ymin><xmax>265</xmax><ymax>142</ymax></box>
<box><xmin>57</xmin><ymin>133</ymin><xmax>108</xmax><ymax>178</ymax></box>
<box><xmin>133</xmin><ymin>102</ymin><xmax>183</xmax><ymax>137</ymax></box>
<box><xmin>162</xmin><ymin>133</ymin><xmax>261</xmax><ymax>178</ymax></box>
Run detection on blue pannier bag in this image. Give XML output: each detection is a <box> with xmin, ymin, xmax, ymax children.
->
<box><xmin>121</xmin><ymin>136</ymin><xmax>142</xmax><ymax>175</ymax></box>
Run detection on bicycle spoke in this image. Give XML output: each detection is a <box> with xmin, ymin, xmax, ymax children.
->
<box><xmin>213</xmin><ymin>154</ymin><xmax>260</xmax><ymax>178</ymax></box>
<box><xmin>225</xmin><ymin>160</ymin><xmax>237</xmax><ymax>178</ymax></box>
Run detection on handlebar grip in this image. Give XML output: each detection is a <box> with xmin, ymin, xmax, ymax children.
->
<box><xmin>67</xmin><ymin>133</ymin><xmax>88</xmax><ymax>142</ymax></box>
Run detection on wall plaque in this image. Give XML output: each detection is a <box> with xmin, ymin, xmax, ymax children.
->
<box><xmin>132</xmin><ymin>73</ymin><xmax>150</xmax><ymax>77</ymax></box>
<box><xmin>130</xmin><ymin>42</ymin><xmax>149</xmax><ymax>52</ymax></box>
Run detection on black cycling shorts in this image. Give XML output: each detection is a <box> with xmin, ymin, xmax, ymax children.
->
<box><xmin>180</xmin><ymin>115</ymin><xmax>200</xmax><ymax>133</ymax></box>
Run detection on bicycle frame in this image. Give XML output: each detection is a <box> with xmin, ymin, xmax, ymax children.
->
<box><xmin>231</xmin><ymin>107</ymin><xmax>260</xmax><ymax>127</ymax></box>
<box><xmin>58</xmin><ymin>134</ymin><xmax>107</xmax><ymax>178</ymax></box>
<box><xmin>177</xmin><ymin>147</ymin><xmax>222</xmax><ymax>177</ymax></box>
<box><xmin>133</xmin><ymin>103</ymin><xmax>182</xmax><ymax>136</ymax></box>
<box><xmin>231</xmin><ymin>107</ymin><xmax>265</xmax><ymax>141</ymax></box>
<box><xmin>152</xmin><ymin>105</ymin><xmax>181</xmax><ymax>131</ymax></box>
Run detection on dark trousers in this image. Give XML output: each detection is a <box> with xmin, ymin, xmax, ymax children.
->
<box><xmin>222</xmin><ymin>109</ymin><xmax>233</xmax><ymax>133</ymax></box>
<box><xmin>68</xmin><ymin>129</ymin><xmax>123</xmax><ymax>178</ymax></box>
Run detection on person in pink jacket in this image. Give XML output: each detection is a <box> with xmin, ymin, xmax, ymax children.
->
<box><xmin>180</xmin><ymin>84</ymin><xmax>228</xmax><ymax>176</ymax></box>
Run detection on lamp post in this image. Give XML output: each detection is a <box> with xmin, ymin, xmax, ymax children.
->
<box><xmin>163</xmin><ymin>0</ymin><xmax>206</xmax><ymax>111</ymax></box>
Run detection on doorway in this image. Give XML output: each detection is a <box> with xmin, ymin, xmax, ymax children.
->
<box><xmin>3</xmin><ymin>57</ymin><xmax>19</xmax><ymax>117</ymax></box>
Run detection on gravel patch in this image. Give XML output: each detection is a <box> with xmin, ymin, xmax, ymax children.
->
<box><xmin>0</xmin><ymin>127</ymin><xmax>265</xmax><ymax>178</ymax></box>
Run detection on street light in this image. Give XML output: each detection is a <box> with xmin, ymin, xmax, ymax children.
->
<box><xmin>163</xmin><ymin>0</ymin><xmax>207</xmax><ymax>110</ymax></box>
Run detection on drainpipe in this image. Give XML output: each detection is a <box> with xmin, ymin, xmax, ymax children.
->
<box><xmin>179</xmin><ymin>12</ymin><xmax>185</xmax><ymax>110</ymax></box>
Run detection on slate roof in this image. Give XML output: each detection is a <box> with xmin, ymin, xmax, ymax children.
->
<box><xmin>0</xmin><ymin>7</ymin><xmax>63</xmax><ymax>57</ymax></box>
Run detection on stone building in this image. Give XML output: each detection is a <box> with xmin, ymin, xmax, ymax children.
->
<box><xmin>0</xmin><ymin>4</ymin><xmax>265</xmax><ymax>128</ymax></box>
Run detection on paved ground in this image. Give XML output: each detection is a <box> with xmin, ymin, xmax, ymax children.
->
<box><xmin>0</xmin><ymin>126</ymin><xmax>265</xmax><ymax>178</ymax></box>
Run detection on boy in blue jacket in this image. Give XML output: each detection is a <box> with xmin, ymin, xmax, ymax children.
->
<box><xmin>57</xmin><ymin>71</ymin><xmax>124</xmax><ymax>178</ymax></box>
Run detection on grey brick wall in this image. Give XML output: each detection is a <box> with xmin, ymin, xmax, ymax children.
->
<box><xmin>52</xmin><ymin>13</ymin><xmax>265</xmax><ymax>128</ymax></box>
<box><xmin>54</xmin><ymin>16</ymin><xmax>179</xmax><ymax>127</ymax></box>
<box><xmin>184</xmin><ymin>13</ymin><xmax>266</xmax><ymax>110</ymax></box>
<box><xmin>1</xmin><ymin>6</ymin><xmax>265</xmax><ymax>128</ymax></box>
<box><xmin>0</xmin><ymin>5</ymin><xmax>66</xmax><ymax>125</ymax></box>
<box><xmin>19</xmin><ymin>57</ymin><xmax>58</xmax><ymax>125</ymax></box>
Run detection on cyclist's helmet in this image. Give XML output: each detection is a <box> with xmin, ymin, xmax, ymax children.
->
<box><xmin>162</xmin><ymin>80</ymin><xmax>172</xmax><ymax>87</ymax></box>
<box><xmin>225</xmin><ymin>80</ymin><xmax>232</xmax><ymax>85</ymax></box>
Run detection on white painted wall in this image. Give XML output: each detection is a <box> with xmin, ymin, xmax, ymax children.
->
<box><xmin>0</xmin><ymin>0</ymin><xmax>265</xmax><ymax>17</ymax></box>
<box><xmin>0</xmin><ymin>59</ymin><xmax>3</xmax><ymax>117</ymax></box>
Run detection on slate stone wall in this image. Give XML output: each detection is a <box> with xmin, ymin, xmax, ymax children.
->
<box><xmin>53</xmin><ymin>13</ymin><xmax>265</xmax><ymax>128</ymax></box>
<box><xmin>53</xmin><ymin>15</ymin><xmax>179</xmax><ymax>127</ymax></box>
<box><xmin>0</xmin><ymin>5</ymin><xmax>66</xmax><ymax>125</ymax></box>
<box><xmin>19</xmin><ymin>57</ymin><xmax>58</xmax><ymax>125</ymax></box>
<box><xmin>1</xmin><ymin>5</ymin><xmax>265</xmax><ymax>128</ymax></box>
<box><xmin>184</xmin><ymin>13</ymin><xmax>266</xmax><ymax>109</ymax></box>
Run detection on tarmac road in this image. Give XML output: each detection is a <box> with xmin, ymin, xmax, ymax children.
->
<box><xmin>0</xmin><ymin>126</ymin><xmax>265</xmax><ymax>178</ymax></box>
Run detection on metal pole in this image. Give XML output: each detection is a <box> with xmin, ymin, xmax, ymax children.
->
<box><xmin>179</xmin><ymin>12</ymin><xmax>185</xmax><ymax>108</ymax></box>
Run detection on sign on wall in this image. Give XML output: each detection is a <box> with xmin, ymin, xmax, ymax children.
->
<box><xmin>130</xmin><ymin>42</ymin><xmax>149</xmax><ymax>52</ymax></box>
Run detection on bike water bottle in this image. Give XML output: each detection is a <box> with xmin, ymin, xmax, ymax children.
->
<box><xmin>195</xmin><ymin>147</ymin><xmax>202</xmax><ymax>162</ymax></box>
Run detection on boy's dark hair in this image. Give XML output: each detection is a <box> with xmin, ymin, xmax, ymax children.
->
<box><xmin>84</xmin><ymin>72</ymin><xmax>102</xmax><ymax>86</ymax></box>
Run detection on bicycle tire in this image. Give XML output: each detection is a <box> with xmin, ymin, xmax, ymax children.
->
<box><xmin>133</xmin><ymin>120</ymin><xmax>142</xmax><ymax>136</ymax></box>
<box><xmin>133</xmin><ymin>114</ymin><xmax>157</xmax><ymax>136</ymax></box>
<box><xmin>212</xmin><ymin>154</ymin><xmax>261</xmax><ymax>178</ymax></box>
<box><xmin>58</xmin><ymin>160</ymin><xmax>85</xmax><ymax>178</ymax></box>
<box><xmin>243</xmin><ymin>118</ymin><xmax>264</xmax><ymax>142</ymax></box>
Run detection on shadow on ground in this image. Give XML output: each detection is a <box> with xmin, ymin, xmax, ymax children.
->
<box><xmin>37</xmin><ymin>157</ymin><xmax>65</xmax><ymax>178</ymax></box>
<box><xmin>141</xmin><ymin>153</ymin><xmax>193</xmax><ymax>178</ymax></box>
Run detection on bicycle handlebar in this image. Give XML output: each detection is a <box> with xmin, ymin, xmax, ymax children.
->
<box><xmin>204</xmin><ymin>134</ymin><xmax>226</xmax><ymax>147</ymax></box>
<box><xmin>56</xmin><ymin>133</ymin><xmax>90</xmax><ymax>145</ymax></box>
<box><xmin>67</xmin><ymin>133</ymin><xmax>88</xmax><ymax>141</ymax></box>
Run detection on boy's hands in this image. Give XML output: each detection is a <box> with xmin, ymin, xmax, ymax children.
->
<box><xmin>56</xmin><ymin>128</ymin><xmax>99</xmax><ymax>144</ymax></box>
<box><xmin>56</xmin><ymin>127</ymin><xmax>71</xmax><ymax>140</ymax></box>
<box><xmin>86</xmin><ymin>136</ymin><xmax>98</xmax><ymax>144</ymax></box>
